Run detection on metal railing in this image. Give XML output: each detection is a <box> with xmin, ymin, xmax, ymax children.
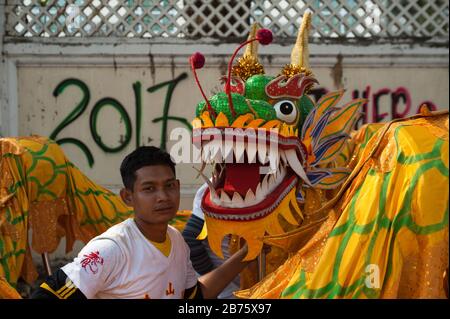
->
<box><xmin>4</xmin><ymin>0</ymin><xmax>449</xmax><ymax>41</ymax></box>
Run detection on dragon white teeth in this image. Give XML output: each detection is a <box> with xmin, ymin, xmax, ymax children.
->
<box><xmin>255</xmin><ymin>183</ymin><xmax>264</xmax><ymax>201</ymax></box>
<box><xmin>274</xmin><ymin>170</ymin><xmax>281</xmax><ymax>185</ymax></box>
<box><xmin>201</xmin><ymin>135</ymin><xmax>285</xmax><ymax>167</ymax></box>
<box><xmin>247</xmin><ymin>142</ymin><xmax>257</xmax><ymax>164</ymax></box>
<box><xmin>268</xmin><ymin>174</ymin><xmax>276</xmax><ymax>192</ymax></box>
<box><xmin>219</xmin><ymin>190</ymin><xmax>231</xmax><ymax>204</ymax></box>
<box><xmin>231</xmin><ymin>192</ymin><xmax>244</xmax><ymax>207</ymax></box>
<box><xmin>257</xmin><ymin>143</ymin><xmax>269</xmax><ymax>164</ymax></box>
<box><xmin>199</xmin><ymin>131</ymin><xmax>310</xmax><ymax>209</ymax></box>
<box><xmin>206</xmin><ymin>156</ymin><xmax>291</xmax><ymax>209</ymax></box>
<box><xmin>244</xmin><ymin>188</ymin><xmax>256</xmax><ymax>206</ymax></box>
<box><xmin>285</xmin><ymin>149</ymin><xmax>311</xmax><ymax>186</ymax></box>
<box><xmin>234</xmin><ymin>141</ymin><xmax>246</xmax><ymax>163</ymax></box>
<box><xmin>204</xmin><ymin>178</ymin><xmax>298</xmax><ymax>221</ymax></box>
<box><xmin>268</xmin><ymin>149</ymin><xmax>279</xmax><ymax>173</ymax></box>
<box><xmin>211</xmin><ymin>198</ymin><xmax>220</xmax><ymax>206</ymax></box>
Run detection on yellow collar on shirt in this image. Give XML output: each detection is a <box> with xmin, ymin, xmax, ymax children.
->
<box><xmin>148</xmin><ymin>234</ymin><xmax>171</xmax><ymax>257</ymax></box>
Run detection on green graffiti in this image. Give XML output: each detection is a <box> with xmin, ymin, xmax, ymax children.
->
<box><xmin>90</xmin><ymin>98</ymin><xmax>132</xmax><ymax>153</ymax></box>
<box><xmin>133</xmin><ymin>81</ymin><xmax>142</xmax><ymax>148</ymax></box>
<box><xmin>49</xmin><ymin>74</ymin><xmax>189</xmax><ymax>164</ymax></box>
<box><xmin>57</xmin><ymin>138</ymin><xmax>94</xmax><ymax>167</ymax></box>
<box><xmin>50</xmin><ymin>78</ymin><xmax>94</xmax><ymax>167</ymax></box>
<box><xmin>148</xmin><ymin>72</ymin><xmax>189</xmax><ymax>150</ymax></box>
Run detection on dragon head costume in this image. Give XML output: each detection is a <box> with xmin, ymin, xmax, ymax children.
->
<box><xmin>190</xmin><ymin>13</ymin><xmax>365</xmax><ymax>260</ymax></box>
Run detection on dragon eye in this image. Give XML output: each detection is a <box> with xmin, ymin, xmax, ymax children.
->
<box><xmin>273</xmin><ymin>100</ymin><xmax>298</xmax><ymax>124</ymax></box>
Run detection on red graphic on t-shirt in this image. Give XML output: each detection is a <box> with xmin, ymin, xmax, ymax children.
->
<box><xmin>165</xmin><ymin>282</ymin><xmax>175</xmax><ymax>296</ymax></box>
<box><xmin>80</xmin><ymin>251</ymin><xmax>104</xmax><ymax>274</ymax></box>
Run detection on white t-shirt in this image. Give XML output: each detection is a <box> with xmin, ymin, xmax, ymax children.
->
<box><xmin>62</xmin><ymin>218</ymin><xmax>198</xmax><ymax>299</ymax></box>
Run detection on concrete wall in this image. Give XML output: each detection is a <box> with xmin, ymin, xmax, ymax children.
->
<box><xmin>13</xmin><ymin>58</ymin><xmax>450</xmax><ymax>202</ymax></box>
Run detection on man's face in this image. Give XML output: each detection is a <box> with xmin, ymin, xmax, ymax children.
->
<box><xmin>121</xmin><ymin>165</ymin><xmax>180</xmax><ymax>225</ymax></box>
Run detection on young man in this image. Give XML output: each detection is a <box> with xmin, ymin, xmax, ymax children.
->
<box><xmin>31</xmin><ymin>146</ymin><xmax>251</xmax><ymax>299</ymax></box>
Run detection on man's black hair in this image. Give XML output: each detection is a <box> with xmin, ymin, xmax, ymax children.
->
<box><xmin>120</xmin><ymin>146</ymin><xmax>176</xmax><ymax>190</ymax></box>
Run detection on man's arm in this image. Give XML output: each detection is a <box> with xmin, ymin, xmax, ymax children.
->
<box><xmin>31</xmin><ymin>269</ymin><xmax>87</xmax><ymax>299</ymax></box>
<box><xmin>32</xmin><ymin>238</ymin><xmax>121</xmax><ymax>299</ymax></box>
<box><xmin>182</xmin><ymin>214</ymin><xmax>215</xmax><ymax>275</ymax></box>
<box><xmin>197</xmin><ymin>245</ymin><xmax>250</xmax><ymax>299</ymax></box>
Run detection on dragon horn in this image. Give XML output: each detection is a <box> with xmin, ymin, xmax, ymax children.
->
<box><xmin>243</xmin><ymin>23</ymin><xmax>260</xmax><ymax>59</ymax></box>
<box><xmin>291</xmin><ymin>11</ymin><xmax>312</xmax><ymax>70</ymax></box>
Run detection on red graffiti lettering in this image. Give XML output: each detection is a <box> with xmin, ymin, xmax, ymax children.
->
<box><xmin>391</xmin><ymin>87</ymin><xmax>411</xmax><ymax>119</ymax></box>
<box><xmin>372</xmin><ymin>88</ymin><xmax>390</xmax><ymax>123</ymax></box>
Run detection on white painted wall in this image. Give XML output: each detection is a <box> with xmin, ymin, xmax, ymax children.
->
<box><xmin>12</xmin><ymin>55</ymin><xmax>450</xmax><ymax>200</ymax></box>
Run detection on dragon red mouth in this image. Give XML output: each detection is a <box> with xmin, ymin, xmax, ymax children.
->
<box><xmin>202</xmin><ymin>171</ymin><xmax>297</xmax><ymax>221</ymax></box>
<box><xmin>194</xmin><ymin>127</ymin><xmax>308</xmax><ymax>221</ymax></box>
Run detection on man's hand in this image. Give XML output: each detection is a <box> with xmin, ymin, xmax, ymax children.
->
<box><xmin>197</xmin><ymin>241</ymin><xmax>252</xmax><ymax>299</ymax></box>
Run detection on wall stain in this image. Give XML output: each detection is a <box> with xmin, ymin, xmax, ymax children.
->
<box><xmin>170</xmin><ymin>56</ymin><xmax>175</xmax><ymax>79</ymax></box>
<box><xmin>331</xmin><ymin>53</ymin><xmax>343</xmax><ymax>89</ymax></box>
<box><xmin>219</xmin><ymin>58</ymin><xmax>227</xmax><ymax>76</ymax></box>
<box><xmin>148</xmin><ymin>51</ymin><xmax>156</xmax><ymax>85</ymax></box>
<box><xmin>113</xmin><ymin>55</ymin><xmax>117</xmax><ymax>73</ymax></box>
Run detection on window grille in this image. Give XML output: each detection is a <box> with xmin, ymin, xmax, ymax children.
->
<box><xmin>4</xmin><ymin>0</ymin><xmax>449</xmax><ymax>40</ymax></box>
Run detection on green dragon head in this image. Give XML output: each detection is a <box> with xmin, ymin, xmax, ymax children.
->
<box><xmin>190</xmin><ymin>13</ymin><xmax>365</xmax><ymax>260</ymax></box>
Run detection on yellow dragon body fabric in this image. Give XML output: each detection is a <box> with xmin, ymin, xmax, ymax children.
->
<box><xmin>236</xmin><ymin>111</ymin><xmax>449</xmax><ymax>298</ymax></box>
